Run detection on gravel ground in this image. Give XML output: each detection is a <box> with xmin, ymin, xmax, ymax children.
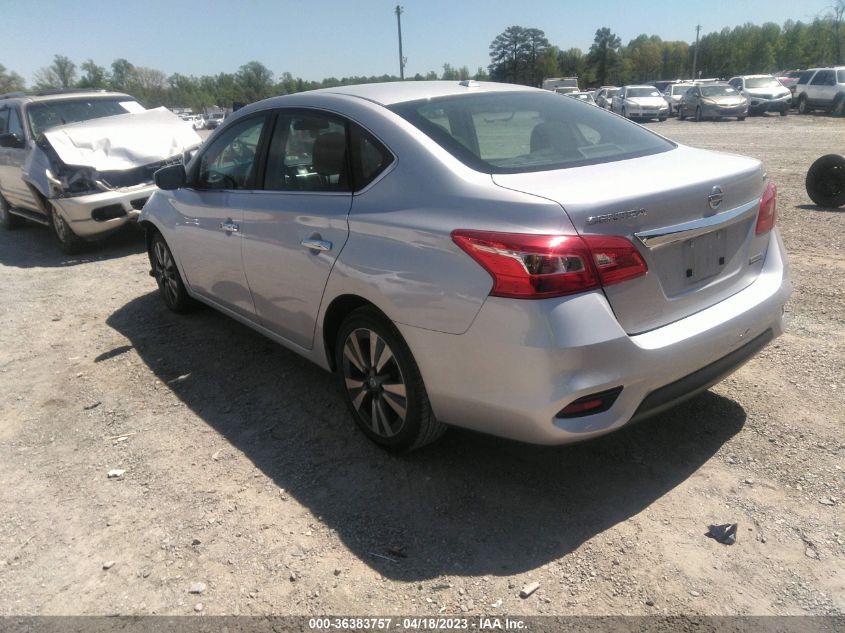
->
<box><xmin>0</xmin><ymin>112</ymin><xmax>842</xmax><ymax>617</ymax></box>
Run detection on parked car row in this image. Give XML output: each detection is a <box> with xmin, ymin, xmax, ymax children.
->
<box><xmin>588</xmin><ymin>67</ymin><xmax>845</xmax><ymax>122</ymax></box>
<box><xmin>177</xmin><ymin>112</ymin><xmax>229</xmax><ymax>130</ymax></box>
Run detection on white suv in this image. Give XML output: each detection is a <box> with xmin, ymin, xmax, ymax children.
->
<box><xmin>793</xmin><ymin>67</ymin><xmax>845</xmax><ymax>115</ymax></box>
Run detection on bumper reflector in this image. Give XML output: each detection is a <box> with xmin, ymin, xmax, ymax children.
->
<box><xmin>556</xmin><ymin>386</ymin><xmax>623</xmax><ymax>419</ymax></box>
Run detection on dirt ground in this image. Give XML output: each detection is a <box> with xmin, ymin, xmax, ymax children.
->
<box><xmin>0</xmin><ymin>113</ymin><xmax>842</xmax><ymax>618</ymax></box>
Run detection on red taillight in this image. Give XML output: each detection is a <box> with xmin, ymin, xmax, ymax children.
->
<box><xmin>451</xmin><ymin>230</ymin><xmax>647</xmax><ymax>299</ymax></box>
<box><xmin>756</xmin><ymin>182</ymin><xmax>777</xmax><ymax>235</ymax></box>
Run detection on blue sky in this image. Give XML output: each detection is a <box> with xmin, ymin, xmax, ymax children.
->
<box><xmin>2</xmin><ymin>0</ymin><xmax>827</xmax><ymax>84</ymax></box>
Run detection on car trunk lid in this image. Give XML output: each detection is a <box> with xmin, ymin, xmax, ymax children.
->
<box><xmin>492</xmin><ymin>145</ymin><xmax>771</xmax><ymax>334</ymax></box>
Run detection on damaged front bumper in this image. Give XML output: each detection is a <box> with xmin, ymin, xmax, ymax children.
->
<box><xmin>52</xmin><ymin>183</ymin><xmax>156</xmax><ymax>237</ymax></box>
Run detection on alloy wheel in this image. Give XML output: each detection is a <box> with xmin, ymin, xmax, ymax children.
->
<box><xmin>341</xmin><ymin>328</ymin><xmax>407</xmax><ymax>438</ymax></box>
<box><xmin>51</xmin><ymin>205</ymin><xmax>70</xmax><ymax>242</ymax></box>
<box><xmin>153</xmin><ymin>239</ymin><xmax>180</xmax><ymax>306</ymax></box>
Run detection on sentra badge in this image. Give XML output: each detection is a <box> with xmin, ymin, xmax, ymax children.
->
<box><xmin>586</xmin><ymin>208</ymin><xmax>647</xmax><ymax>225</ymax></box>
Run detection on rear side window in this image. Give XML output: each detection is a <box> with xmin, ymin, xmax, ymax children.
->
<box><xmin>797</xmin><ymin>71</ymin><xmax>813</xmax><ymax>85</ymax></box>
<box><xmin>390</xmin><ymin>91</ymin><xmax>673</xmax><ymax>174</ymax></box>
<box><xmin>263</xmin><ymin>112</ymin><xmax>350</xmax><ymax>192</ymax></box>
<box><xmin>838</xmin><ymin>70</ymin><xmax>845</xmax><ymax>83</ymax></box>
<box><xmin>0</xmin><ymin>107</ymin><xmax>8</xmax><ymax>134</ymax></box>
<box><xmin>350</xmin><ymin>124</ymin><xmax>393</xmax><ymax>190</ymax></box>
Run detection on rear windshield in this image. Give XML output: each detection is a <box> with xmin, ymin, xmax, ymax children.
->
<box><xmin>700</xmin><ymin>85</ymin><xmax>737</xmax><ymax>97</ymax></box>
<box><xmin>627</xmin><ymin>88</ymin><xmax>662</xmax><ymax>98</ymax></box>
<box><xmin>389</xmin><ymin>91</ymin><xmax>674</xmax><ymax>174</ymax></box>
<box><xmin>27</xmin><ymin>97</ymin><xmax>144</xmax><ymax>136</ymax></box>
<box><xmin>672</xmin><ymin>84</ymin><xmax>693</xmax><ymax>95</ymax></box>
<box><xmin>745</xmin><ymin>77</ymin><xmax>781</xmax><ymax>89</ymax></box>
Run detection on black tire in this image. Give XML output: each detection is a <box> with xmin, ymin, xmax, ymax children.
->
<box><xmin>0</xmin><ymin>194</ymin><xmax>24</xmax><ymax>230</ymax></box>
<box><xmin>779</xmin><ymin>108</ymin><xmax>788</xmax><ymax>117</ymax></box>
<box><xmin>335</xmin><ymin>306</ymin><xmax>446</xmax><ymax>452</ymax></box>
<box><xmin>658</xmin><ymin>117</ymin><xmax>666</xmax><ymax>122</ymax></box>
<box><xmin>806</xmin><ymin>154</ymin><xmax>845</xmax><ymax>208</ymax></box>
<box><xmin>621</xmin><ymin>107</ymin><xmax>627</xmax><ymax>119</ymax></box>
<box><xmin>695</xmin><ymin>106</ymin><xmax>702</xmax><ymax>122</ymax></box>
<box><xmin>798</xmin><ymin>95</ymin><xmax>809</xmax><ymax>114</ymax></box>
<box><xmin>678</xmin><ymin>106</ymin><xmax>686</xmax><ymax>121</ymax></box>
<box><xmin>149</xmin><ymin>231</ymin><xmax>197</xmax><ymax>313</ymax></box>
<box><xmin>49</xmin><ymin>203</ymin><xmax>85</xmax><ymax>254</ymax></box>
<box><xmin>738</xmin><ymin>116</ymin><xmax>746</xmax><ymax>121</ymax></box>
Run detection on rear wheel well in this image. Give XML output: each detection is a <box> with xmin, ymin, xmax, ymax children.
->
<box><xmin>322</xmin><ymin>295</ymin><xmax>387</xmax><ymax>371</ymax></box>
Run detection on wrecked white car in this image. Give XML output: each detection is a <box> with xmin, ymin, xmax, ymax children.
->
<box><xmin>0</xmin><ymin>90</ymin><xmax>201</xmax><ymax>253</ymax></box>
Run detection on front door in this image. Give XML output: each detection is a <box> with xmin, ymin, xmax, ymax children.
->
<box><xmin>0</xmin><ymin>105</ymin><xmax>38</xmax><ymax>211</ymax></box>
<box><xmin>172</xmin><ymin>113</ymin><xmax>269</xmax><ymax>318</ymax></box>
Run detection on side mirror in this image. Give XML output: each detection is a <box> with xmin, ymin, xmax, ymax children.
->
<box><xmin>154</xmin><ymin>164</ymin><xmax>187</xmax><ymax>190</ymax></box>
<box><xmin>0</xmin><ymin>133</ymin><xmax>24</xmax><ymax>149</ymax></box>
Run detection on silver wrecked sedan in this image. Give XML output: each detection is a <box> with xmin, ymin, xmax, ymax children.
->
<box><xmin>679</xmin><ymin>83</ymin><xmax>749</xmax><ymax>121</ymax></box>
<box><xmin>140</xmin><ymin>81</ymin><xmax>790</xmax><ymax>451</ymax></box>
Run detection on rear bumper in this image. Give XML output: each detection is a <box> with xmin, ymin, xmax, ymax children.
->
<box><xmin>397</xmin><ymin>229</ymin><xmax>791</xmax><ymax>445</ymax></box>
<box><xmin>53</xmin><ymin>184</ymin><xmax>155</xmax><ymax>238</ymax></box>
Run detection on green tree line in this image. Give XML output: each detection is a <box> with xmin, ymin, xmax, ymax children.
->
<box><xmin>2</xmin><ymin>13</ymin><xmax>843</xmax><ymax>108</ymax></box>
<box><xmin>489</xmin><ymin>16</ymin><xmax>845</xmax><ymax>88</ymax></box>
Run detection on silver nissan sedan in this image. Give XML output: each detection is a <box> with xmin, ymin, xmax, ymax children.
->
<box><xmin>140</xmin><ymin>80</ymin><xmax>791</xmax><ymax>452</ymax></box>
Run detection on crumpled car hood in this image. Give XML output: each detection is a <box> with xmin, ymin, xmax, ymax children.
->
<box><xmin>42</xmin><ymin>107</ymin><xmax>201</xmax><ymax>171</ymax></box>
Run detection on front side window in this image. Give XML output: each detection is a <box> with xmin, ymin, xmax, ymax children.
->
<box><xmin>196</xmin><ymin>115</ymin><xmax>266</xmax><ymax>190</ymax></box>
<box><xmin>26</xmin><ymin>98</ymin><xmax>144</xmax><ymax>137</ymax></box>
<box><xmin>390</xmin><ymin>91</ymin><xmax>674</xmax><ymax>174</ymax></box>
<box><xmin>7</xmin><ymin>107</ymin><xmax>24</xmax><ymax>139</ymax></box>
<box><xmin>0</xmin><ymin>107</ymin><xmax>8</xmax><ymax>134</ymax></box>
<box><xmin>264</xmin><ymin>112</ymin><xmax>349</xmax><ymax>192</ymax></box>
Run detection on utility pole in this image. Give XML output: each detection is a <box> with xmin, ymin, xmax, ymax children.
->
<box><xmin>692</xmin><ymin>24</ymin><xmax>701</xmax><ymax>80</ymax></box>
<box><xmin>395</xmin><ymin>5</ymin><xmax>405</xmax><ymax>80</ymax></box>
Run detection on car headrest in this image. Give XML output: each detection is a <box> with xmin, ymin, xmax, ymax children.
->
<box><xmin>312</xmin><ymin>132</ymin><xmax>346</xmax><ymax>176</ymax></box>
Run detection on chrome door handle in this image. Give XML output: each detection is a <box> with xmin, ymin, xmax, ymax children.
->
<box><xmin>220</xmin><ymin>221</ymin><xmax>239</xmax><ymax>232</ymax></box>
<box><xmin>301</xmin><ymin>238</ymin><xmax>332</xmax><ymax>252</ymax></box>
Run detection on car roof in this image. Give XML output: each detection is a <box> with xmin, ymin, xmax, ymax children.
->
<box><xmin>622</xmin><ymin>85</ymin><xmax>660</xmax><ymax>89</ymax></box>
<box><xmin>263</xmin><ymin>81</ymin><xmax>540</xmax><ymax>108</ymax></box>
<box><xmin>735</xmin><ymin>74</ymin><xmax>775</xmax><ymax>79</ymax></box>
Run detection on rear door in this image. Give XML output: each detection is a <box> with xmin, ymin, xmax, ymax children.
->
<box><xmin>240</xmin><ymin>109</ymin><xmax>354</xmax><ymax>349</ymax></box>
<box><xmin>172</xmin><ymin>113</ymin><xmax>269</xmax><ymax>318</ymax></box>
